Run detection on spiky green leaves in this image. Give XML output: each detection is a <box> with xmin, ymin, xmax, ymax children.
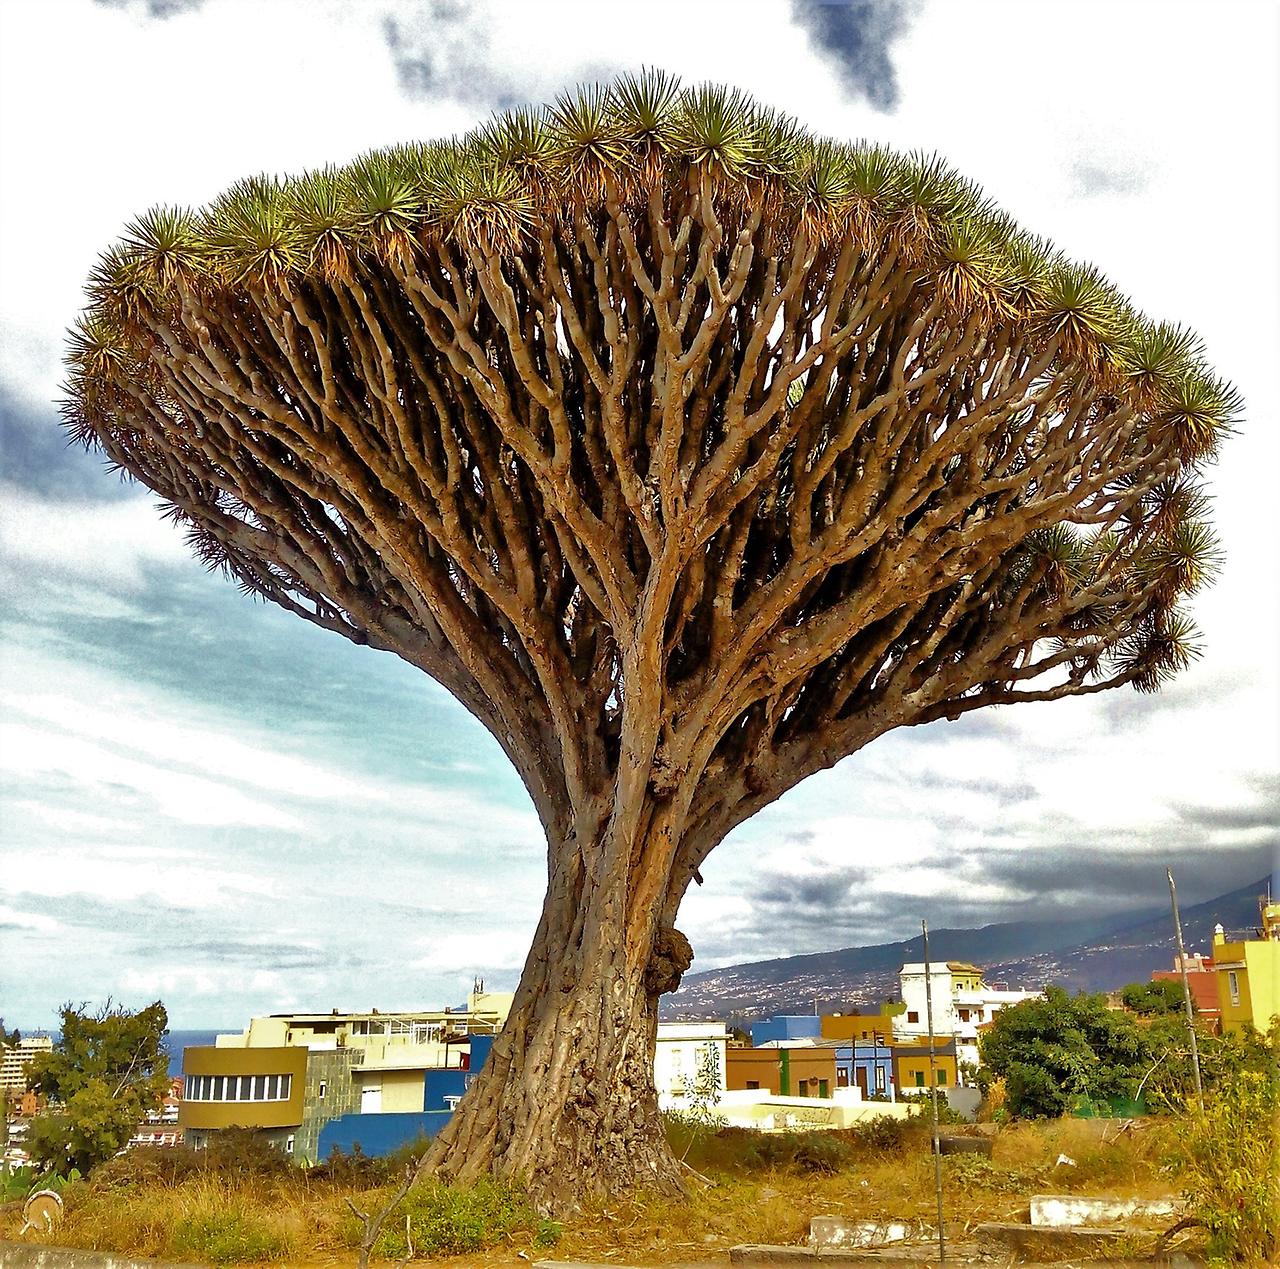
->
<box><xmin>65</xmin><ymin>71</ymin><xmax>1238</xmax><ymax>710</ymax></box>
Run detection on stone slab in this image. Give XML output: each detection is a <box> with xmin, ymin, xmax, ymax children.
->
<box><xmin>1029</xmin><ymin>1194</ymin><xmax>1180</xmax><ymax>1227</ymax></box>
<box><xmin>730</xmin><ymin>1243</ymin><xmax>981</xmax><ymax>1265</ymax></box>
<box><xmin>810</xmin><ymin>1217</ymin><xmax>917</xmax><ymax>1248</ymax></box>
<box><xmin>0</xmin><ymin>1246</ymin><xmax>204</xmax><ymax>1269</ymax></box>
<box><xmin>975</xmin><ymin>1220</ymin><xmax>1131</xmax><ymax>1260</ymax></box>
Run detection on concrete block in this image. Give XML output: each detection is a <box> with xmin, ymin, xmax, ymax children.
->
<box><xmin>1029</xmin><ymin>1193</ymin><xmax>1180</xmax><ymax>1227</ymax></box>
<box><xmin>810</xmin><ymin>1217</ymin><xmax>916</xmax><ymax>1247</ymax></box>
<box><xmin>974</xmin><ymin>1220</ymin><xmax>1130</xmax><ymax>1260</ymax></box>
<box><xmin>936</xmin><ymin>1134</ymin><xmax>993</xmax><ymax>1156</ymax></box>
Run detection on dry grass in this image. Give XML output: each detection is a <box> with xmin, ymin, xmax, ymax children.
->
<box><xmin>0</xmin><ymin>1116</ymin><xmax>1182</xmax><ymax>1266</ymax></box>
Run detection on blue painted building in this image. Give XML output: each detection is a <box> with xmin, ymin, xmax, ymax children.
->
<box><xmin>318</xmin><ymin>1110</ymin><xmax>450</xmax><ymax>1158</ymax></box>
<box><xmin>317</xmin><ymin>1033</ymin><xmax>497</xmax><ymax>1160</ymax></box>
<box><xmin>833</xmin><ymin>1040</ymin><xmax>895</xmax><ymax>1100</ymax></box>
<box><xmin>423</xmin><ymin>1033</ymin><xmax>495</xmax><ymax>1111</ymax></box>
<box><xmin>750</xmin><ymin>1015</ymin><xmax>822</xmax><ymax>1047</ymax></box>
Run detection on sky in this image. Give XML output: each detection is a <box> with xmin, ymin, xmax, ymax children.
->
<box><xmin>1</xmin><ymin>0</ymin><xmax>1277</xmax><ymax>1030</ymax></box>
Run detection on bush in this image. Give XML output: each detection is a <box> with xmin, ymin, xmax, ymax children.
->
<box><xmin>1169</xmin><ymin>1062</ymin><xmax>1279</xmax><ymax>1263</ymax></box>
<box><xmin>793</xmin><ymin>1133</ymin><xmax>854</xmax><ymax>1174</ymax></box>
<box><xmin>847</xmin><ymin>1114</ymin><xmax>910</xmax><ymax>1154</ymax></box>
<box><xmin>369</xmin><ymin>1177</ymin><xmax>542</xmax><ymax>1258</ymax></box>
<box><xmin>171</xmin><ymin>1195</ymin><xmax>294</xmax><ymax>1264</ymax></box>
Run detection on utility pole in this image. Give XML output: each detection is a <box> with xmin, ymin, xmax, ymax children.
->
<box><xmin>922</xmin><ymin>919</ymin><xmax>946</xmax><ymax>1265</ymax></box>
<box><xmin>1166</xmin><ymin>868</ymin><xmax>1204</xmax><ymax>1113</ymax></box>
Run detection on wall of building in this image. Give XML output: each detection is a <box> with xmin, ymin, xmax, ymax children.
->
<box><xmin>296</xmin><ymin>1049</ymin><xmax>362</xmax><ymax>1163</ymax></box>
<box><xmin>726</xmin><ymin>1047</ymin><xmax>780</xmax><ymax>1094</ymax></box>
<box><xmin>317</xmin><ymin>1110</ymin><xmax>451</xmax><ymax>1158</ymax></box>
<box><xmin>654</xmin><ymin>1023</ymin><xmax>728</xmax><ymax>1110</ymax></box>
<box><xmin>892</xmin><ymin>1042</ymin><xmax>958</xmax><ymax>1093</ymax></box>
<box><xmin>179</xmin><ymin>1046</ymin><xmax>307</xmax><ymax>1131</ymax></box>
<box><xmin>781</xmin><ymin>1047</ymin><xmax>836</xmax><ymax>1097</ymax></box>
<box><xmin>751</xmin><ymin>1016</ymin><xmax>821</xmax><ymax>1047</ymax></box>
<box><xmin>820</xmin><ymin>1011</ymin><xmax>898</xmax><ymax>1043</ymax></box>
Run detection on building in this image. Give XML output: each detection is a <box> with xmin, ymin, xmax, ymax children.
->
<box><xmin>820</xmin><ymin>1008</ymin><xmax>902</xmax><ymax>1045</ymax></box>
<box><xmin>1213</xmin><ymin>903</ymin><xmax>1280</xmax><ymax>1034</ymax></box>
<box><xmin>750</xmin><ymin>1015</ymin><xmax>821</xmax><ymax>1047</ymax></box>
<box><xmin>0</xmin><ymin>1037</ymin><xmax>52</xmax><ymax>1095</ymax></box>
<box><xmin>833</xmin><ymin>1039</ymin><xmax>895</xmax><ymax>1100</ymax></box>
<box><xmin>891</xmin><ymin>1038</ymin><xmax>958</xmax><ymax>1094</ymax></box>
<box><xmin>1151</xmin><ymin>954</ymin><xmax>1220</xmax><ymax>1026</ymax></box>
<box><xmin>179</xmin><ymin>991</ymin><xmax>512</xmax><ymax>1161</ymax></box>
<box><xmin>653</xmin><ymin>1021</ymin><xmax>729</xmax><ymax>1111</ymax></box>
<box><xmin>726</xmin><ymin>1045</ymin><xmax>836</xmax><ymax>1098</ymax></box>
<box><xmin>895</xmin><ymin>962</ymin><xmax>1040</xmax><ymax>1074</ymax></box>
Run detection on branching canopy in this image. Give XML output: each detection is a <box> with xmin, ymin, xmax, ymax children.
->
<box><xmin>64</xmin><ymin>73</ymin><xmax>1237</xmax><ymax>885</ymax></box>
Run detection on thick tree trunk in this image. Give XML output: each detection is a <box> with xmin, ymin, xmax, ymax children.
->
<box><xmin>419</xmin><ymin>812</ymin><xmax>695</xmax><ymax>1211</ymax></box>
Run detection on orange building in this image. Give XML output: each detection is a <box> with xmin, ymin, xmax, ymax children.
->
<box><xmin>726</xmin><ymin>1046</ymin><xmax>836</xmax><ymax>1097</ymax></box>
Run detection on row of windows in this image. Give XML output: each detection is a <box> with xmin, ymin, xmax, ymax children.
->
<box><xmin>184</xmin><ymin>1074</ymin><xmax>293</xmax><ymax>1102</ymax></box>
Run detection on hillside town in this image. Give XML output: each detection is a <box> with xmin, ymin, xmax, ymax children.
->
<box><xmin>5</xmin><ymin>905</ymin><xmax>1276</xmax><ymax>1171</ymax></box>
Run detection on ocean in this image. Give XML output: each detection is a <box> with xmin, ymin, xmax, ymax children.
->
<box><xmin>163</xmin><ymin>1029</ymin><xmax>224</xmax><ymax>1078</ymax></box>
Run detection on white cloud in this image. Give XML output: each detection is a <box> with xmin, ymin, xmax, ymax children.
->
<box><xmin>0</xmin><ymin>485</ymin><xmax>191</xmax><ymax>591</ymax></box>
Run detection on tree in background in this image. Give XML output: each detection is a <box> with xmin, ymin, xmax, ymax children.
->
<box><xmin>979</xmin><ymin>987</ymin><xmax>1151</xmax><ymax>1117</ymax></box>
<box><xmin>63</xmin><ymin>73</ymin><xmax>1236</xmax><ymax>1204</ymax></box>
<box><xmin>27</xmin><ymin>1002</ymin><xmax>169</xmax><ymax>1174</ymax></box>
<box><xmin>1119</xmin><ymin>979</ymin><xmax>1186</xmax><ymax>1015</ymax></box>
<box><xmin>0</xmin><ymin>1018</ymin><xmax>20</xmax><ymax>1047</ymax></box>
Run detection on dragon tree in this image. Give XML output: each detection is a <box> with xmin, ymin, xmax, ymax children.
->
<box><xmin>63</xmin><ymin>74</ymin><xmax>1235</xmax><ymax>1206</ymax></box>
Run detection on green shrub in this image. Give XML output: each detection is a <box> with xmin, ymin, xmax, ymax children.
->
<box><xmin>942</xmin><ymin>1154</ymin><xmax>1051</xmax><ymax>1194</ymax></box>
<box><xmin>370</xmin><ymin>1177</ymin><xmax>541</xmax><ymax>1257</ymax></box>
<box><xmin>848</xmin><ymin>1114</ymin><xmax>911</xmax><ymax>1153</ymax></box>
<box><xmin>793</xmin><ymin>1133</ymin><xmax>853</xmax><ymax>1174</ymax></box>
<box><xmin>1169</xmin><ymin>1062</ymin><xmax>1279</xmax><ymax>1263</ymax></box>
<box><xmin>172</xmin><ymin>1207</ymin><xmax>292</xmax><ymax>1264</ymax></box>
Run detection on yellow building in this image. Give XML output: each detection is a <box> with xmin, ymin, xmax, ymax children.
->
<box><xmin>820</xmin><ymin>1008</ymin><xmax>901</xmax><ymax>1044</ymax></box>
<box><xmin>891</xmin><ymin>1039</ymin><xmax>958</xmax><ymax>1094</ymax></box>
<box><xmin>1213</xmin><ymin>902</ymin><xmax>1280</xmax><ymax>1034</ymax></box>
<box><xmin>180</xmin><ymin>1046</ymin><xmax>308</xmax><ymax>1152</ymax></box>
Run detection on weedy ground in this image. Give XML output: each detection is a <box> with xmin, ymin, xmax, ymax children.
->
<box><xmin>1</xmin><ymin>1116</ymin><xmax>1190</xmax><ymax>1266</ymax></box>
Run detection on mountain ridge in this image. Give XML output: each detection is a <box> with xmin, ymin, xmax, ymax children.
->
<box><xmin>664</xmin><ymin>876</ymin><xmax>1269</xmax><ymax>1021</ymax></box>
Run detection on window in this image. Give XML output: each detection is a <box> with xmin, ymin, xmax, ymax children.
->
<box><xmin>818</xmin><ymin>1080</ymin><xmax>829</xmax><ymax>1098</ymax></box>
<box><xmin>958</xmin><ymin>1009</ymin><xmax>970</xmax><ymax>1022</ymax></box>
<box><xmin>1228</xmin><ymin>971</ymin><xmax>1240</xmax><ymax>1006</ymax></box>
<box><xmin>746</xmin><ymin>1080</ymin><xmax>760</xmax><ymax>1090</ymax></box>
<box><xmin>285</xmin><ymin>1135</ymin><xmax>294</xmax><ymax>1155</ymax></box>
<box><xmin>318</xmin><ymin>1080</ymin><xmax>327</xmax><ymax>1101</ymax></box>
<box><xmin>907</xmin><ymin>1011</ymin><xmax>919</xmax><ymax>1024</ymax></box>
<box><xmin>443</xmin><ymin>1095</ymin><xmax>461</xmax><ymax>1110</ymax></box>
<box><xmin>253</xmin><ymin>1075</ymin><xmax>267</xmax><ymax>1100</ymax></box>
<box><xmin>914</xmin><ymin>1070</ymin><xmax>925</xmax><ymax>1087</ymax></box>
<box><xmin>936</xmin><ymin>1070</ymin><xmax>947</xmax><ymax>1085</ymax></box>
<box><xmin>875</xmin><ymin>1066</ymin><xmax>886</xmax><ymax>1092</ymax></box>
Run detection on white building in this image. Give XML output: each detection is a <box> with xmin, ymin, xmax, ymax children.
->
<box><xmin>653</xmin><ymin>1021</ymin><xmax>729</xmax><ymax>1111</ymax></box>
<box><xmin>0</xmin><ymin>1037</ymin><xmax>52</xmax><ymax>1094</ymax></box>
<box><xmin>894</xmin><ymin>961</ymin><xmax>1041</xmax><ymax>1074</ymax></box>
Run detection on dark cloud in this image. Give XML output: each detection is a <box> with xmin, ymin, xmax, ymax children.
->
<box><xmin>0</xmin><ymin>385</ymin><xmax>134</xmax><ymax>502</ymax></box>
<box><xmin>93</xmin><ymin>0</ymin><xmax>204</xmax><ymax>17</ymax></box>
<box><xmin>381</xmin><ymin>4</ymin><xmax>523</xmax><ymax>109</ymax></box>
<box><xmin>971</xmin><ymin>840</ymin><xmax>1272</xmax><ymax>911</ymax></box>
<box><xmin>755</xmin><ymin>864</ymin><xmax>871</xmax><ymax>911</ymax></box>
<box><xmin>1071</xmin><ymin>159</ymin><xmax>1150</xmax><ymax>198</ymax></box>
<box><xmin>790</xmin><ymin>1</ymin><xmax>917</xmax><ymax>111</ymax></box>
